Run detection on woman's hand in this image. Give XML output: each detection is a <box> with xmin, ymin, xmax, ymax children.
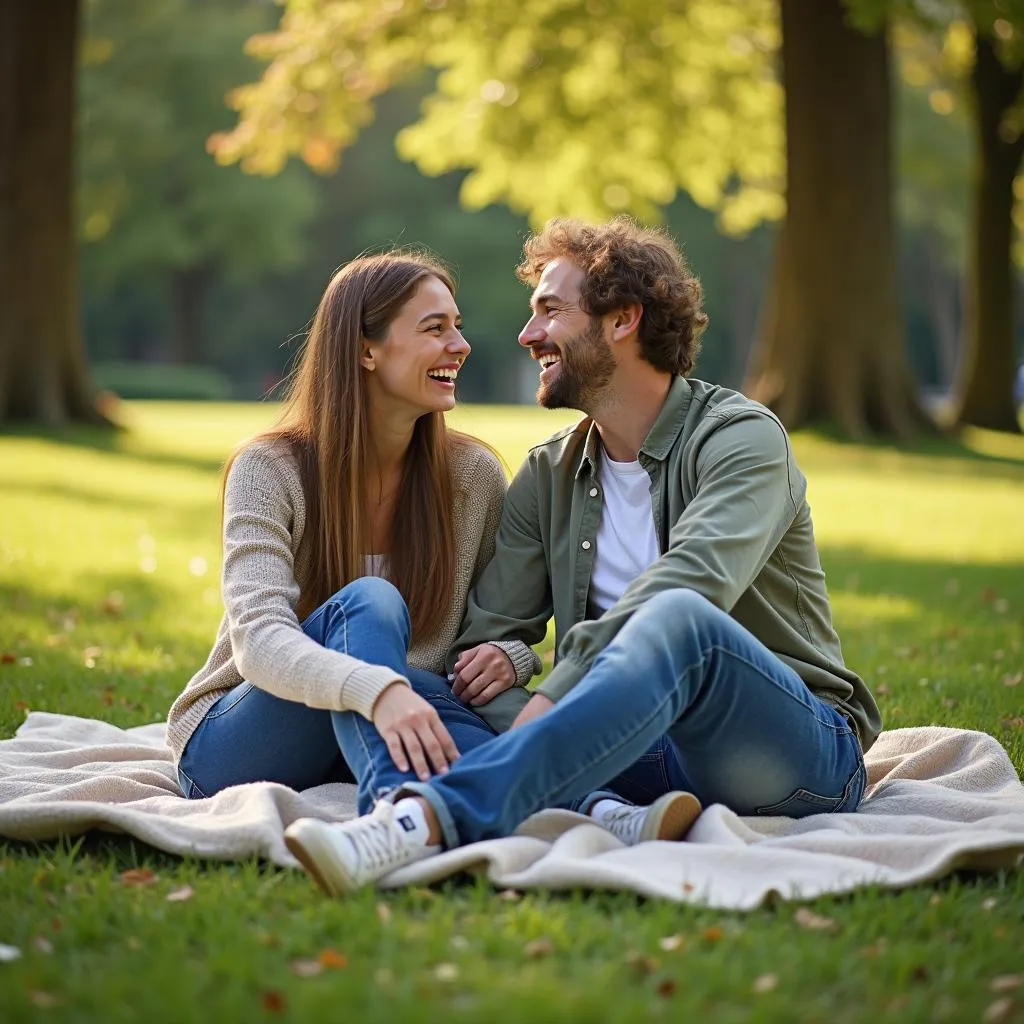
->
<box><xmin>371</xmin><ymin>682</ymin><xmax>460</xmax><ymax>781</ymax></box>
<box><xmin>450</xmin><ymin>644</ymin><xmax>516</xmax><ymax>706</ymax></box>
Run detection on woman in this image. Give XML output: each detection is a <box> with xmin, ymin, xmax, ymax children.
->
<box><xmin>168</xmin><ymin>251</ymin><xmax>695</xmax><ymax>846</ymax></box>
<box><xmin>167</xmin><ymin>252</ymin><xmax>537</xmax><ymax>808</ymax></box>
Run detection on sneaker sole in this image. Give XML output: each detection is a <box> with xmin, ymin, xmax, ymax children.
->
<box><xmin>641</xmin><ymin>791</ymin><xmax>702</xmax><ymax>842</ymax></box>
<box><xmin>284</xmin><ymin>820</ymin><xmax>356</xmax><ymax>897</ymax></box>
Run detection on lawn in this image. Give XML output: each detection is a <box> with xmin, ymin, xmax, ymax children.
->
<box><xmin>1</xmin><ymin>401</ymin><xmax>1023</xmax><ymax>1024</ymax></box>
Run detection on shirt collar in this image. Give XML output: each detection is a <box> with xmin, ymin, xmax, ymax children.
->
<box><xmin>574</xmin><ymin>376</ymin><xmax>693</xmax><ymax>479</ymax></box>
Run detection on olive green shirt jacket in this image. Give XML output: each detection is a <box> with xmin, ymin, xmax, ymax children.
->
<box><xmin>450</xmin><ymin>377</ymin><xmax>882</xmax><ymax>752</ymax></box>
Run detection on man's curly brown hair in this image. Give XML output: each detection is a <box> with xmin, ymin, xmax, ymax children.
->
<box><xmin>516</xmin><ymin>216</ymin><xmax>709</xmax><ymax>376</ymax></box>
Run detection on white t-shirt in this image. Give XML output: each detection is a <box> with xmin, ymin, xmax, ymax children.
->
<box><xmin>589</xmin><ymin>451</ymin><xmax>661</xmax><ymax>615</ymax></box>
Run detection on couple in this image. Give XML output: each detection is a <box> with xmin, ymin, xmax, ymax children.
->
<box><xmin>167</xmin><ymin>217</ymin><xmax>881</xmax><ymax>895</ymax></box>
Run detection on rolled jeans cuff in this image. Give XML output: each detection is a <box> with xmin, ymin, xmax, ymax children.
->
<box><xmin>395</xmin><ymin>781</ymin><xmax>461</xmax><ymax>850</ymax></box>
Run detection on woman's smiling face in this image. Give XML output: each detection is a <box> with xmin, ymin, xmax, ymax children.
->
<box><xmin>362</xmin><ymin>274</ymin><xmax>471</xmax><ymax>418</ymax></box>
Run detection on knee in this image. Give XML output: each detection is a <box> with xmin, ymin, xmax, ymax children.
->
<box><xmin>643</xmin><ymin>587</ymin><xmax>718</xmax><ymax>624</ymax></box>
<box><xmin>327</xmin><ymin>577</ymin><xmax>410</xmax><ymax>633</ymax></box>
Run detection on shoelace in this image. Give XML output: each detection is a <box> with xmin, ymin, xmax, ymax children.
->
<box><xmin>600</xmin><ymin>805</ymin><xmax>644</xmax><ymax>845</ymax></box>
<box><xmin>343</xmin><ymin>813</ymin><xmax>406</xmax><ymax>872</ymax></box>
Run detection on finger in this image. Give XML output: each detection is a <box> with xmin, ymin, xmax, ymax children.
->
<box><xmin>385</xmin><ymin>731</ymin><xmax>410</xmax><ymax>773</ymax></box>
<box><xmin>413</xmin><ymin>720</ymin><xmax>450</xmax><ymax>774</ymax></box>
<box><xmin>469</xmin><ymin>680</ymin><xmax>510</xmax><ymax>706</ymax></box>
<box><xmin>401</xmin><ymin>730</ymin><xmax>432</xmax><ymax>782</ymax></box>
<box><xmin>432</xmin><ymin>718</ymin><xmax>460</xmax><ymax>764</ymax></box>
<box><xmin>453</xmin><ymin>649</ymin><xmax>473</xmax><ymax>674</ymax></box>
<box><xmin>450</xmin><ymin>671</ymin><xmax>468</xmax><ymax>699</ymax></box>
<box><xmin>459</xmin><ymin>671</ymin><xmax>494</xmax><ymax>704</ymax></box>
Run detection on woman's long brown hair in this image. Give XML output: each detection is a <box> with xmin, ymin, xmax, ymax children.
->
<box><xmin>225</xmin><ymin>252</ymin><xmax>468</xmax><ymax>641</ymax></box>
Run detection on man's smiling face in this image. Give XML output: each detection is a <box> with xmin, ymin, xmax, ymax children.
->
<box><xmin>518</xmin><ymin>258</ymin><xmax>616</xmax><ymax>412</ymax></box>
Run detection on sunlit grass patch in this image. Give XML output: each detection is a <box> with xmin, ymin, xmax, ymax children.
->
<box><xmin>1</xmin><ymin>401</ymin><xmax>1023</xmax><ymax>1023</ymax></box>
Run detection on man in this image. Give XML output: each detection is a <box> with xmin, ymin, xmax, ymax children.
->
<box><xmin>284</xmin><ymin>217</ymin><xmax>882</xmax><ymax>895</ymax></box>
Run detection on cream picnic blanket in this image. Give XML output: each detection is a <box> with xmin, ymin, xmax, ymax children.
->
<box><xmin>1</xmin><ymin>713</ymin><xmax>1022</xmax><ymax>909</ymax></box>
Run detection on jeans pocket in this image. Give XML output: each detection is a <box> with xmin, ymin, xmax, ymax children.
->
<box><xmin>204</xmin><ymin>681</ymin><xmax>254</xmax><ymax>719</ymax></box>
<box><xmin>754</xmin><ymin>759</ymin><xmax>866</xmax><ymax>818</ymax></box>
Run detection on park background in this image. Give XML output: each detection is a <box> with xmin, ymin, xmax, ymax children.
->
<box><xmin>3</xmin><ymin>1</ymin><xmax>1024</xmax><ymax>1022</ymax></box>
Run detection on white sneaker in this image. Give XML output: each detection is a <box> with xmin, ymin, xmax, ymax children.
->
<box><xmin>284</xmin><ymin>801</ymin><xmax>440</xmax><ymax>896</ymax></box>
<box><xmin>591</xmin><ymin>791</ymin><xmax>702</xmax><ymax>846</ymax></box>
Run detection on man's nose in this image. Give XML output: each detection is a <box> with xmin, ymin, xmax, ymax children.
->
<box><xmin>519</xmin><ymin>316</ymin><xmax>545</xmax><ymax>348</ymax></box>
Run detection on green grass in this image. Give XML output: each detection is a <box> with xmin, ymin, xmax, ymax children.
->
<box><xmin>2</xmin><ymin>402</ymin><xmax>1023</xmax><ymax>1024</ymax></box>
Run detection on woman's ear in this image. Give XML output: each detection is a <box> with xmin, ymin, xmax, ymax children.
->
<box><xmin>360</xmin><ymin>347</ymin><xmax>375</xmax><ymax>371</ymax></box>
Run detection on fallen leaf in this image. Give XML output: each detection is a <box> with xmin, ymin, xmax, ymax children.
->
<box><xmin>524</xmin><ymin>937</ymin><xmax>554</xmax><ymax>959</ymax></box>
<box><xmin>990</xmin><ymin>976</ymin><xmax>1022</xmax><ymax>993</ymax></box>
<box><xmin>656</xmin><ymin>978</ymin><xmax>677</xmax><ymax>998</ymax></box>
<box><xmin>983</xmin><ymin>997</ymin><xmax>1014</xmax><ymax>1022</ymax></box>
<box><xmin>625</xmin><ymin>950</ymin><xmax>660</xmax><ymax>976</ymax></box>
<box><xmin>102</xmin><ymin>592</ymin><xmax>124</xmax><ymax>615</ymax></box>
<box><xmin>376</xmin><ymin>902</ymin><xmax>392</xmax><ymax>924</ymax></box>
<box><xmin>125</xmin><ymin>936</ymin><xmax>141</xmax><ymax>951</ymax></box>
<box><xmin>434</xmin><ymin>962</ymin><xmax>459</xmax><ymax>982</ymax></box>
<box><xmin>994</xmin><ymin>599</ymin><xmax>1010</xmax><ymax>614</ymax></box>
<box><xmin>682</xmin><ymin>881</ymin><xmax>696</xmax><ymax>893</ymax></box>
<box><xmin>318</xmin><ymin>949</ymin><xmax>348</xmax><ymax>970</ymax></box>
<box><xmin>290</xmin><ymin>958</ymin><xmax>324</xmax><ymax>978</ymax></box>
<box><xmin>450</xmin><ymin>935</ymin><xmax>469</xmax><ymax>951</ymax></box>
<box><xmin>1001</xmin><ymin>717</ymin><xmax>1024</xmax><ymax>730</ymax></box>
<box><xmin>498</xmin><ymin>889</ymin><xmax>521</xmax><ymax>902</ymax></box>
<box><xmin>120</xmin><ymin>868</ymin><xmax>158</xmax><ymax>887</ymax></box>
<box><xmin>0</xmin><ymin>944</ymin><xmax>22</xmax><ymax>962</ymax></box>
<box><xmin>875</xmin><ymin>684</ymin><xmax>891</xmax><ymax>697</ymax></box>
<box><xmin>1002</xmin><ymin>673</ymin><xmax>1022</xmax><ymax>688</ymax></box>
<box><xmin>794</xmin><ymin>907</ymin><xmax>839</xmax><ymax>933</ymax></box>
<box><xmin>375</xmin><ymin>968</ymin><xmax>393</xmax><ymax>986</ymax></box>
<box><xmin>0</xmin><ymin>653</ymin><xmax>16</xmax><ymax>664</ymax></box>
<box><xmin>941</xmin><ymin>698</ymin><xmax>958</xmax><ymax>709</ymax></box>
<box><xmin>261</xmin><ymin>990</ymin><xmax>285</xmax><ymax>1013</ymax></box>
<box><xmin>28</xmin><ymin>990</ymin><xmax>61</xmax><ymax>1009</ymax></box>
<box><xmin>165</xmin><ymin>885</ymin><xmax>194</xmax><ymax>903</ymax></box>
<box><xmin>910</xmin><ymin>965</ymin><xmax>930</xmax><ymax>982</ymax></box>
<box><xmin>701</xmin><ymin>926</ymin><xmax>725</xmax><ymax>943</ymax></box>
<box><xmin>14</xmin><ymin>701</ymin><xmax>28</xmax><ymax>713</ymax></box>
<box><xmin>255</xmin><ymin>931</ymin><xmax>278</xmax><ymax>947</ymax></box>
<box><xmin>31</xmin><ymin>936</ymin><xmax>53</xmax><ymax>955</ymax></box>
<box><xmin>982</xmin><ymin>897</ymin><xmax>998</xmax><ymax>911</ymax></box>
<box><xmin>658</xmin><ymin>934</ymin><xmax>684</xmax><ymax>952</ymax></box>
<box><xmin>753</xmin><ymin>973</ymin><xmax>778</xmax><ymax>994</ymax></box>
<box><xmin>981</xmin><ymin>587</ymin><xmax>999</xmax><ymax>604</ymax></box>
<box><xmin>929</xmin><ymin>894</ymin><xmax>942</xmax><ymax>906</ymax></box>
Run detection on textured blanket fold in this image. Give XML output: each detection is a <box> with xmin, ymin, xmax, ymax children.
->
<box><xmin>1</xmin><ymin>713</ymin><xmax>1021</xmax><ymax>908</ymax></box>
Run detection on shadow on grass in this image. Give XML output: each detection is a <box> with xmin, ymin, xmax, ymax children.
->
<box><xmin>0</xmin><ymin>421</ymin><xmax>226</xmax><ymax>476</ymax></box>
<box><xmin>800</xmin><ymin>424</ymin><xmax>1024</xmax><ymax>473</ymax></box>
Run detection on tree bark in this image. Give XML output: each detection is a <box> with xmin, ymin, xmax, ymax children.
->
<box><xmin>0</xmin><ymin>0</ymin><xmax>108</xmax><ymax>426</ymax></box>
<box><xmin>953</xmin><ymin>33</ymin><xmax>1024</xmax><ymax>433</ymax></box>
<box><xmin>744</xmin><ymin>0</ymin><xmax>931</xmax><ymax>439</ymax></box>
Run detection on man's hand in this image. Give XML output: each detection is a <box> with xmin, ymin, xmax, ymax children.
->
<box><xmin>450</xmin><ymin>643</ymin><xmax>516</xmax><ymax>706</ymax></box>
<box><xmin>371</xmin><ymin>682</ymin><xmax>460</xmax><ymax>781</ymax></box>
<box><xmin>511</xmin><ymin>692</ymin><xmax>555</xmax><ymax>729</ymax></box>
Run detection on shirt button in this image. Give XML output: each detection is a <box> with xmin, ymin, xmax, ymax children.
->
<box><xmin>581</xmin><ymin>540</ymin><xmax>592</xmax><ymax>550</ymax></box>
<box><xmin>589</xmin><ymin>487</ymin><xmax>598</xmax><ymax>497</ymax></box>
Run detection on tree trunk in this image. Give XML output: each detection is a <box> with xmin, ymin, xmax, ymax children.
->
<box><xmin>953</xmin><ymin>34</ymin><xmax>1024</xmax><ymax>433</ymax></box>
<box><xmin>744</xmin><ymin>0</ymin><xmax>930</xmax><ymax>439</ymax></box>
<box><xmin>922</xmin><ymin>231</ymin><xmax>961</xmax><ymax>392</ymax></box>
<box><xmin>168</xmin><ymin>265</ymin><xmax>211</xmax><ymax>365</ymax></box>
<box><xmin>0</xmin><ymin>1</ymin><xmax>108</xmax><ymax>426</ymax></box>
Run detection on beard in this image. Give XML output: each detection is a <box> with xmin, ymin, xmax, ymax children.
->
<box><xmin>537</xmin><ymin>318</ymin><xmax>616</xmax><ymax>412</ymax></box>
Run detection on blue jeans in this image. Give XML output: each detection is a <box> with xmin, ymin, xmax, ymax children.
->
<box><xmin>177</xmin><ymin>578</ymin><xmax>503</xmax><ymax>813</ymax></box>
<box><xmin>400</xmin><ymin>588</ymin><xmax>867</xmax><ymax>848</ymax></box>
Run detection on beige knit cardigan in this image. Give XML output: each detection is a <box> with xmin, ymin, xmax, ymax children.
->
<box><xmin>165</xmin><ymin>438</ymin><xmax>540</xmax><ymax>762</ymax></box>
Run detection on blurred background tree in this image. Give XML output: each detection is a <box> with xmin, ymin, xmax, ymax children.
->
<box><xmin>3</xmin><ymin>0</ymin><xmax>1022</xmax><ymax>432</ymax></box>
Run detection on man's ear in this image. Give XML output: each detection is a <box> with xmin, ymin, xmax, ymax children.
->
<box><xmin>611</xmin><ymin>302</ymin><xmax>643</xmax><ymax>342</ymax></box>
